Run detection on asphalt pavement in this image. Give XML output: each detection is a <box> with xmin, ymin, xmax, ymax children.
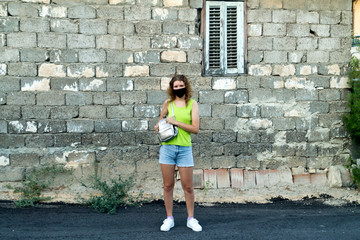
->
<box><xmin>1</xmin><ymin>199</ymin><xmax>360</xmax><ymax>240</ymax></box>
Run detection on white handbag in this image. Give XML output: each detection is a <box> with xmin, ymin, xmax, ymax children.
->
<box><xmin>158</xmin><ymin>102</ymin><xmax>178</xmax><ymax>142</ymax></box>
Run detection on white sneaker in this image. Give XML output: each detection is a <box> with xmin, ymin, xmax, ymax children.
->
<box><xmin>160</xmin><ymin>218</ymin><xmax>174</xmax><ymax>231</ymax></box>
<box><xmin>187</xmin><ymin>218</ymin><xmax>202</xmax><ymax>232</ymax></box>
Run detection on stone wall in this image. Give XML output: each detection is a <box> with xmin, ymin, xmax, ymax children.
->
<box><xmin>0</xmin><ymin>0</ymin><xmax>353</xmax><ymax>202</ymax></box>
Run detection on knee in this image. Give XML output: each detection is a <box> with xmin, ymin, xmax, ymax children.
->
<box><xmin>163</xmin><ymin>183</ymin><xmax>174</xmax><ymax>192</ymax></box>
<box><xmin>182</xmin><ymin>185</ymin><xmax>194</xmax><ymax>194</ymax></box>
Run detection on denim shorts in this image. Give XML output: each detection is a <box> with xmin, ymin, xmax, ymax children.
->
<box><xmin>159</xmin><ymin>145</ymin><xmax>194</xmax><ymax>167</ymax></box>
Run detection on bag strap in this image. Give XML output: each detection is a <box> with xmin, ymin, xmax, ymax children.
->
<box><xmin>171</xmin><ymin>102</ymin><xmax>175</xmax><ymax>119</ymax></box>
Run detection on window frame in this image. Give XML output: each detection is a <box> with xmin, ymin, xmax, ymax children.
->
<box><xmin>203</xmin><ymin>0</ymin><xmax>247</xmax><ymax>76</ymax></box>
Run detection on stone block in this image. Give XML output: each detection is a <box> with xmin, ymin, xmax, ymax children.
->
<box><xmin>96</xmin><ymin>36</ymin><xmax>123</xmax><ymax>50</ymax></box>
<box><xmin>67</xmin><ymin>120</ymin><xmax>94</xmax><ymax>133</ymax></box>
<box><xmin>225</xmin><ymin>91</ymin><xmax>248</xmax><ymax>103</ymax></box>
<box><xmin>53</xmin><ymin>133</ymin><xmax>81</xmax><ymax>147</ymax></box>
<box><xmin>247</xmin><ymin>9</ymin><xmax>272</xmax><ymax>23</ymax></box>
<box><xmin>297</xmin><ymin>38</ymin><xmax>318</xmax><ymax>50</ymax></box>
<box><xmin>328</xmin><ymin>166</ymin><xmax>342</xmax><ymax>187</ymax></box>
<box><xmin>308</xmin><ymin>51</ymin><xmax>330</xmax><ymax>63</ymax></box>
<box><xmin>319</xmin><ymin>38</ymin><xmax>340</xmax><ymax>50</ymax></box>
<box><xmin>134</xmin><ymin>105</ymin><xmax>159</xmax><ymax>118</ymax></box>
<box><xmin>288</xmin><ymin>51</ymin><xmax>305</xmax><ymax>63</ymax></box>
<box><xmin>65</xmin><ymin>92</ymin><xmax>92</xmax><ymax>106</ymax></box>
<box><xmin>124</xmin><ymin>6</ymin><xmax>151</xmax><ymax>20</ymax></box>
<box><xmin>249</xmin><ymin>89</ymin><xmax>274</xmax><ymax>102</ymax></box>
<box><xmin>151</xmin><ymin>36</ymin><xmax>177</xmax><ymax>49</ymax></box>
<box><xmin>293</xmin><ymin>173</ymin><xmax>311</xmax><ymax>185</ymax></box>
<box><xmin>107</xmin><ymin>78</ymin><xmax>133</xmax><ymax>91</ymax></box>
<box><xmin>122</xmin><ymin>120</ymin><xmax>148</xmax><ymax>131</ymax></box>
<box><xmin>108</xmin><ymin>20</ymin><xmax>134</xmax><ymax>35</ymax></box>
<box><xmin>272</xmin><ymin>64</ymin><xmax>296</xmax><ymax>76</ymax></box>
<box><xmin>79</xmin><ymin>106</ymin><xmax>106</xmax><ymax>119</ymax></box>
<box><xmin>7</xmin><ymin>92</ymin><xmax>35</xmax><ymax>105</ymax></box>
<box><xmin>193</xmin><ymin>169</ymin><xmax>204</xmax><ymax>189</ymax></box>
<box><xmin>67</xmin><ymin>34</ymin><xmax>95</xmax><ymax>49</ymax></box>
<box><xmin>229</xmin><ymin>168</ymin><xmax>244</xmax><ymax>188</ymax></box>
<box><xmin>107</xmin><ymin>106</ymin><xmax>133</xmax><ymax>118</ymax></box>
<box><xmin>0</xmin><ymin>49</ymin><xmax>19</xmax><ymax>62</ymax></box>
<box><xmin>38</xmin><ymin>33</ymin><xmax>67</xmax><ymax>49</ymax></box>
<box><xmin>80</xmin><ymin>19</ymin><xmax>107</xmax><ymax>35</ymax></box>
<box><xmin>310</xmin><ymin>24</ymin><xmax>330</xmax><ymax>37</ymax></box>
<box><xmin>51</xmin><ymin>19</ymin><xmax>78</xmax><ymax>33</ymax></box>
<box><xmin>20</xmin><ymin>18</ymin><xmax>50</xmax><ymax>32</ymax></box>
<box><xmin>134</xmin><ymin>51</ymin><xmax>160</xmax><ymax>64</ymax></box>
<box><xmin>7</xmin><ymin>32</ymin><xmax>36</xmax><ymax>48</ymax></box>
<box><xmin>10</xmin><ymin>153</ymin><xmax>39</xmax><ymax>167</ymax></box>
<box><xmin>96</xmin><ymin>65</ymin><xmax>123</xmax><ymax>77</ymax></box>
<box><xmin>21</xmin><ymin>49</ymin><xmax>49</xmax><ymax>62</ymax></box>
<box><xmin>39</xmin><ymin>64</ymin><xmax>66</xmax><ymax>77</ymax></box>
<box><xmin>9</xmin><ymin>120</ymin><xmax>37</xmax><ymax>133</ymax></box>
<box><xmin>39</xmin><ymin>5</ymin><xmax>67</xmax><ymax>18</ymax></box>
<box><xmin>161</xmin><ymin>51</ymin><xmax>186</xmax><ymax>63</ymax></box>
<box><xmin>199</xmin><ymin>118</ymin><xmax>224</xmax><ymax>130</ymax></box>
<box><xmin>79</xmin><ymin>50</ymin><xmax>106</xmax><ymax>63</ymax></box>
<box><xmin>287</xmin><ymin>24</ymin><xmax>310</xmax><ymax>37</ymax></box>
<box><xmin>213</xmin><ymin>131</ymin><xmax>237</xmax><ymax>143</ymax></box>
<box><xmin>107</xmin><ymin>50</ymin><xmax>133</xmax><ymax>63</ymax></box>
<box><xmin>261</xmin><ymin>105</ymin><xmax>284</xmax><ymax>117</ymax></box>
<box><xmin>95</xmin><ymin>120</ymin><xmax>122</xmax><ymax>133</ymax></box>
<box><xmin>263</xmin><ymin>23</ymin><xmax>286</xmax><ymax>36</ymax></box>
<box><xmin>296</xmin><ymin>89</ymin><xmax>318</xmax><ymax>101</ymax></box>
<box><xmin>204</xmin><ymin>169</ymin><xmax>216</xmax><ymax>189</ymax></box>
<box><xmin>0</xmin><ymin>134</ymin><xmax>25</xmax><ymax>148</ymax></box>
<box><xmin>164</xmin><ymin>0</ymin><xmax>187</xmax><ymax>7</ymax></box>
<box><xmin>8</xmin><ymin>63</ymin><xmax>37</xmax><ymax>77</ymax></box>
<box><xmin>163</xmin><ymin>22</ymin><xmax>188</xmax><ymax>35</ymax></box>
<box><xmin>273</xmin><ymin>118</ymin><xmax>295</xmax><ymax>130</ymax></box>
<box><xmin>199</xmin><ymin>91</ymin><xmax>224</xmax><ymax>104</ymax></box>
<box><xmin>136</xmin><ymin>21</ymin><xmax>161</xmax><ymax>35</ymax></box>
<box><xmin>286</xmin><ymin>131</ymin><xmax>307</xmax><ymax>143</ymax></box>
<box><xmin>0</xmin><ymin>167</ymin><xmax>25</xmax><ymax>182</ymax></box>
<box><xmin>67</xmin><ymin>65</ymin><xmax>95</xmax><ymax>78</ymax></box>
<box><xmin>273</xmin><ymin>38</ymin><xmax>296</xmax><ymax>50</ymax></box>
<box><xmin>50</xmin><ymin>50</ymin><xmax>78</xmax><ymax>63</ymax></box>
<box><xmin>243</xmin><ymin>170</ymin><xmax>256</xmax><ymax>189</ymax></box>
<box><xmin>124</xmin><ymin>65</ymin><xmax>149</xmax><ymax>77</ymax></box>
<box><xmin>187</xmin><ymin>50</ymin><xmax>202</xmax><ymax>64</ymax></box>
<box><xmin>37</xmin><ymin>92</ymin><xmax>65</xmax><ymax>106</ymax></box>
<box><xmin>0</xmin><ymin>18</ymin><xmax>19</xmax><ymax>32</ymax></box>
<box><xmin>248</xmin><ymin>37</ymin><xmax>273</xmax><ymax>50</ymax></box>
<box><xmin>248</xmin><ymin>64</ymin><xmax>272</xmax><ymax>76</ymax></box>
<box><xmin>8</xmin><ymin>2</ymin><xmax>38</xmax><ymax>17</ymax></box>
<box><xmin>0</xmin><ymin>155</ymin><xmax>9</xmax><ymax>166</ymax></box>
<box><xmin>297</xmin><ymin>10</ymin><xmax>319</xmax><ymax>23</ymax></box>
<box><xmin>320</xmin><ymin>11</ymin><xmax>341</xmax><ymax>24</ymax></box>
<box><xmin>25</xmin><ymin>134</ymin><xmax>54</xmax><ymax>147</ymax></box>
<box><xmin>134</xmin><ymin>78</ymin><xmax>160</xmax><ymax>90</ymax></box>
<box><xmin>248</xmin><ymin>24</ymin><xmax>262</xmax><ymax>36</ymax></box>
<box><xmin>38</xmin><ymin>120</ymin><xmax>66</xmax><ymax>133</ymax></box>
<box><xmin>0</xmin><ymin>3</ymin><xmax>7</xmax><ymax>17</ymax></box>
<box><xmin>176</xmin><ymin>64</ymin><xmax>201</xmax><ymax>76</ymax></box>
<box><xmin>147</xmin><ymin>91</ymin><xmax>168</xmax><ymax>104</ymax></box>
<box><xmin>109</xmin><ymin>132</ymin><xmax>135</xmax><ymax>146</ymax></box>
<box><xmin>82</xmin><ymin>133</ymin><xmax>109</xmax><ymax>146</ymax></box>
<box><xmin>0</xmin><ymin>120</ymin><xmax>7</xmax><ymax>133</ymax></box>
<box><xmin>319</xmin><ymin>89</ymin><xmax>340</xmax><ymax>101</ymax></box>
<box><xmin>216</xmin><ymin>169</ymin><xmax>230</xmax><ymax>188</ymax></box>
<box><xmin>330</xmin><ymin>51</ymin><xmax>351</xmax><ymax>64</ymax></box>
<box><xmin>212</xmin><ymin>78</ymin><xmax>236</xmax><ymax>90</ymax></box>
<box><xmin>68</xmin><ymin>5</ymin><xmax>96</xmax><ymax>18</ymax></box>
<box><xmin>97</xmin><ymin>6</ymin><xmax>124</xmax><ymax>19</ymax></box>
<box><xmin>329</xmin><ymin>101</ymin><xmax>349</xmax><ymax>113</ymax></box>
<box><xmin>0</xmin><ymin>106</ymin><xmax>21</xmax><ymax>120</ymax></box>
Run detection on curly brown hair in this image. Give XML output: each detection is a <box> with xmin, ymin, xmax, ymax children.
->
<box><xmin>167</xmin><ymin>75</ymin><xmax>192</xmax><ymax>105</ymax></box>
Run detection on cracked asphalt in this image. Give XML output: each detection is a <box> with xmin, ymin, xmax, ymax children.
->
<box><xmin>1</xmin><ymin>199</ymin><xmax>360</xmax><ymax>240</ymax></box>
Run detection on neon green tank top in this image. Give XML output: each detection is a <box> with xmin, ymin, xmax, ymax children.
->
<box><xmin>162</xmin><ymin>99</ymin><xmax>194</xmax><ymax>147</ymax></box>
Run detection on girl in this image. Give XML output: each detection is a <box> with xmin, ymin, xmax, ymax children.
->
<box><xmin>154</xmin><ymin>75</ymin><xmax>202</xmax><ymax>232</ymax></box>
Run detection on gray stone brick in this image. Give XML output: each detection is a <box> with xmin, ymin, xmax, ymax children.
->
<box><xmin>286</xmin><ymin>131</ymin><xmax>307</xmax><ymax>143</ymax></box>
<box><xmin>133</xmin><ymin>78</ymin><xmax>160</xmax><ymax>91</ymax></box>
<box><xmin>190</xmin><ymin>0</ymin><xmax>203</xmax><ymax>8</ymax></box>
<box><xmin>80</xmin><ymin>19</ymin><xmax>107</xmax><ymax>35</ymax></box>
<box><xmin>68</xmin><ymin>5</ymin><xmax>96</xmax><ymax>19</ymax></box>
<box><xmin>79</xmin><ymin>49</ymin><xmax>106</xmax><ymax>63</ymax></box>
<box><xmin>8</xmin><ymin>63</ymin><xmax>37</xmax><ymax>77</ymax></box>
<box><xmin>309</xmin><ymin>76</ymin><xmax>330</xmax><ymax>88</ymax></box>
<box><xmin>273</xmin><ymin>89</ymin><xmax>295</xmax><ymax>103</ymax></box>
<box><xmin>307</xmin><ymin>51</ymin><xmax>329</xmax><ymax>63</ymax></box>
<box><xmin>107</xmin><ymin>78</ymin><xmax>133</xmax><ymax>91</ymax></box>
<box><xmin>50</xmin><ymin>19</ymin><xmax>79</xmax><ymax>33</ymax></box>
<box><xmin>96</xmin><ymin>6</ymin><xmax>124</xmax><ymax>19</ymax></box>
<box><xmin>320</xmin><ymin>11</ymin><xmax>341</xmax><ymax>24</ymax></box>
<box><xmin>163</xmin><ymin>22</ymin><xmax>188</xmax><ymax>35</ymax></box>
<box><xmin>249</xmin><ymin>89</ymin><xmax>274</xmax><ymax>102</ymax></box>
<box><xmin>95</xmin><ymin>120</ymin><xmax>122</xmax><ymax>133</ymax></box>
<box><xmin>96</xmin><ymin>65</ymin><xmax>123</xmax><ymax>77</ymax></box>
<box><xmin>147</xmin><ymin>91</ymin><xmax>168</xmax><ymax>104</ymax></box>
<box><xmin>50</xmin><ymin>78</ymin><xmax>78</xmax><ymax>91</ymax></box>
<box><xmin>134</xmin><ymin>51</ymin><xmax>160</xmax><ymax>64</ymax></box>
<box><xmin>67</xmin><ymin>64</ymin><xmax>95</xmax><ymax>78</ymax></box>
<box><xmin>8</xmin><ymin>3</ymin><xmax>38</xmax><ymax>17</ymax></box>
<box><xmin>152</xmin><ymin>8</ymin><xmax>177</xmax><ymax>21</ymax></box>
<box><xmin>67</xmin><ymin>34</ymin><xmax>95</xmax><ymax>49</ymax></box>
<box><xmin>109</xmin><ymin>132</ymin><xmax>135</xmax><ymax>146</ymax></box>
<box><xmin>200</xmin><ymin>118</ymin><xmax>224</xmax><ymax>130</ymax></box>
<box><xmin>25</xmin><ymin>135</ymin><xmax>54</xmax><ymax>147</ymax></box>
<box><xmin>264</xmin><ymin>51</ymin><xmax>287</xmax><ymax>63</ymax></box>
<box><xmin>124</xmin><ymin>36</ymin><xmax>150</xmax><ymax>50</ymax></box>
<box><xmin>263</xmin><ymin>23</ymin><xmax>286</xmax><ymax>36</ymax></box>
<box><xmin>108</xmin><ymin>20</ymin><xmax>134</xmax><ymax>35</ymax></box>
<box><xmin>107</xmin><ymin>105</ymin><xmax>133</xmax><ymax>118</ymax></box>
<box><xmin>177</xmin><ymin>36</ymin><xmax>203</xmax><ymax>49</ymax></box>
<box><xmin>297</xmin><ymin>37</ymin><xmax>318</xmax><ymax>50</ymax></box>
<box><xmin>10</xmin><ymin>153</ymin><xmax>39</xmax><ymax>167</ymax></box>
<box><xmin>82</xmin><ymin>133</ymin><xmax>109</xmax><ymax>146</ymax></box>
<box><xmin>341</xmin><ymin>11</ymin><xmax>352</xmax><ymax>25</ymax></box>
<box><xmin>0</xmin><ymin>92</ymin><xmax>5</xmax><ymax>105</ymax></box>
<box><xmin>121</xmin><ymin>91</ymin><xmax>147</xmax><ymax>104</ymax></box>
<box><xmin>135</xmin><ymin>131</ymin><xmax>159</xmax><ymax>145</ymax></box>
<box><xmin>21</xmin><ymin>49</ymin><xmax>49</xmax><ymax>62</ymax></box>
<box><xmin>79</xmin><ymin>106</ymin><xmax>106</xmax><ymax>119</ymax></box>
<box><xmin>134</xmin><ymin>105</ymin><xmax>159</xmax><ymax>118</ymax></box>
<box><xmin>0</xmin><ymin>77</ymin><xmax>21</xmax><ymax>92</ymax></box>
<box><xmin>149</xmin><ymin>64</ymin><xmax>176</xmax><ymax>77</ymax></box>
<box><xmin>247</xmin><ymin>9</ymin><xmax>272</xmax><ymax>23</ymax></box>
<box><xmin>93</xmin><ymin>93</ymin><xmax>120</xmax><ymax>105</ymax></box>
<box><xmin>51</xmin><ymin>106</ymin><xmax>79</xmax><ymax>119</ymax></box>
<box><xmin>261</xmin><ymin>105</ymin><xmax>284</xmax><ymax>117</ymax></box>
<box><xmin>0</xmin><ymin>120</ymin><xmax>7</xmax><ymax>133</ymax></box>
<box><xmin>135</xmin><ymin>21</ymin><xmax>161</xmax><ymax>35</ymax></box>
<box><xmin>329</xmin><ymin>101</ymin><xmax>349</xmax><ymax>113</ymax></box>
<box><xmin>318</xmin><ymin>113</ymin><xmax>342</xmax><ymax>127</ymax></box>
<box><xmin>213</xmin><ymin>131</ymin><xmax>236</xmax><ymax>143</ymax></box>
<box><xmin>0</xmin><ymin>134</ymin><xmax>25</xmax><ymax>148</ymax></box>
<box><xmin>224</xmin><ymin>90</ymin><xmax>248</xmax><ymax>103</ymax></box>
<box><xmin>178</xmin><ymin>9</ymin><xmax>198</xmax><ymax>22</ymax></box>
<box><xmin>53</xmin><ymin>0</ymin><xmax>108</xmax><ymax>4</ymax></box>
<box><xmin>0</xmin><ymin>106</ymin><xmax>21</xmax><ymax>120</ymax></box>
<box><xmin>50</xmin><ymin>50</ymin><xmax>78</xmax><ymax>63</ymax></box>
<box><xmin>226</xmin><ymin>143</ymin><xmax>251</xmax><ymax>156</ymax></box>
<box><xmin>37</xmin><ymin>92</ymin><xmax>65</xmax><ymax>106</ymax></box>
<box><xmin>297</xmin><ymin>10</ymin><xmax>319</xmax><ymax>23</ymax></box>
<box><xmin>248</xmin><ymin>37</ymin><xmax>273</xmax><ymax>50</ymax></box>
<box><xmin>20</xmin><ymin>18</ymin><xmax>50</xmax><ymax>32</ymax></box>
<box><xmin>124</xmin><ymin>6</ymin><xmax>151</xmax><ymax>21</ymax></box>
<box><xmin>151</xmin><ymin>36</ymin><xmax>177</xmax><ymax>49</ymax></box>
<box><xmin>330</xmin><ymin>51</ymin><xmax>351</xmax><ymax>64</ymax></box>
<box><xmin>122</xmin><ymin>145</ymin><xmax>149</xmax><ymax>160</ymax></box>
<box><xmin>199</xmin><ymin>91</ymin><xmax>224</xmax><ymax>104</ymax></box>
<box><xmin>54</xmin><ymin>133</ymin><xmax>82</xmax><ymax>147</ymax></box>
<box><xmin>287</xmin><ymin>24</ymin><xmax>310</xmax><ymax>37</ymax></box>
<box><xmin>0</xmin><ymin>167</ymin><xmax>25</xmax><ymax>181</ymax></box>
<box><xmin>187</xmin><ymin>50</ymin><xmax>202</xmax><ymax>63</ymax></box>
<box><xmin>198</xmin><ymin>104</ymin><xmax>211</xmax><ymax>117</ymax></box>
<box><xmin>177</xmin><ymin>64</ymin><xmax>202</xmax><ymax>76</ymax></box>
<box><xmin>296</xmin><ymin>90</ymin><xmax>318</xmax><ymax>101</ymax></box>
<box><xmin>0</xmin><ymin>49</ymin><xmax>19</xmax><ymax>62</ymax></box>
<box><xmin>38</xmin><ymin>33</ymin><xmax>67</xmax><ymax>49</ymax></box>
<box><xmin>0</xmin><ymin>18</ymin><xmax>19</xmax><ymax>32</ymax></box>
<box><xmin>310</xmin><ymin>102</ymin><xmax>329</xmax><ymax>113</ymax></box>
<box><xmin>273</xmin><ymin>118</ymin><xmax>295</xmax><ymax>130</ymax></box>
<box><xmin>310</xmin><ymin>24</ymin><xmax>330</xmax><ymax>37</ymax></box>
<box><xmin>38</xmin><ymin>120</ymin><xmax>66</xmax><ymax>133</ymax></box>
<box><xmin>96</xmin><ymin>35</ymin><xmax>123</xmax><ymax>50</ymax></box>
<box><xmin>273</xmin><ymin>10</ymin><xmax>296</xmax><ymax>23</ymax></box>
<box><xmin>7</xmin><ymin>33</ymin><xmax>36</xmax><ymax>48</ymax></box>
<box><xmin>319</xmin><ymin>38</ymin><xmax>340</xmax><ymax>50</ymax></box>
<box><xmin>199</xmin><ymin>143</ymin><xmax>224</xmax><ymax>157</ymax></box>
<box><xmin>319</xmin><ymin>89</ymin><xmax>340</xmax><ymax>101</ymax></box>
<box><xmin>7</xmin><ymin>92</ymin><xmax>35</xmax><ymax>105</ymax></box>
<box><xmin>79</xmin><ymin>78</ymin><xmax>106</xmax><ymax>92</ymax></box>
<box><xmin>273</xmin><ymin>37</ymin><xmax>296</xmax><ymax>50</ymax></box>
<box><xmin>308</xmin><ymin>128</ymin><xmax>330</xmax><ymax>142</ymax></box>
<box><xmin>307</xmin><ymin>0</ymin><xmax>331</xmax><ymax>11</ymax></box>
<box><xmin>67</xmin><ymin>120</ymin><xmax>94</xmax><ymax>133</ymax></box>
<box><xmin>212</xmin><ymin>105</ymin><xmax>236</xmax><ymax>118</ymax></box>
<box><xmin>65</xmin><ymin>92</ymin><xmax>92</xmax><ymax>106</ymax></box>
<box><xmin>107</xmin><ymin>50</ymin><xmax>133</xmax><ymax>63</ymax></box>
<box><xmin>296</xmin><ymin>117</ymin><xmax>318</xmax><ymax>130</ymax></box>
<box><xmin>331</xmin><ymin>126</ymin><xmax>348</xmax><ymax>138</ymax></box>
<box><xmin>122</xmin><ymin>119</ymin><xmax>148</xmax><ymax>131</ymax></box>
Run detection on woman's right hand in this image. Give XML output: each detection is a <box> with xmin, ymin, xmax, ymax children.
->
<box><xmin>154</xmin><ymin>123</ymin><xmax>159</xmax><ymax>133</ymax></box>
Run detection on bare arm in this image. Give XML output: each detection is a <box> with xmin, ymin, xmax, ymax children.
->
<box><xmin>154</xmin><ymin>99</ymin><xmax>169</xmax><ymax>133</ymax></box>
<box><xmin>166</xmin><ymin>101</ymin><xmax>199</xmax><ymax>134</ymax></box>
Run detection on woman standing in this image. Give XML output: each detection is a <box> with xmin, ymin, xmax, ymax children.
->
<box><xmin>154</xmin><ymin>75</ymin><xmax>202</xmax><ymax>232</ymax></box>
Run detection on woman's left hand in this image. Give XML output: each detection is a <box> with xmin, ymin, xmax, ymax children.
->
<box><xmin>166</xmin><ymin>116</ymin><xmax>177</xmax><ymax>126</ymax></box>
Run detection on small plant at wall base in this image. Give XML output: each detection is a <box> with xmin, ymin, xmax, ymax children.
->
<box><xmin>346</xmin><ymin>158</ymin><xmax>360</xmax><ymax>188</ymax></box>
<box><xmin>8</xmin><ymin>165</ymin><xmax>73</xmax><ymax>208</ymax></box>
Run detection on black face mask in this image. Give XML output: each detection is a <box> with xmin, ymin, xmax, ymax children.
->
<box><xmin>173</xmin><ymin>88</ymin><xmax>186</xmax><ymax>98</ymax></box>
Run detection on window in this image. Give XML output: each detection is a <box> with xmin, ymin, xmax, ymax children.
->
<box><xmin>204</xmin><ymin>1</ymin><xmax>245</xmax><ymax>75</ymax></box>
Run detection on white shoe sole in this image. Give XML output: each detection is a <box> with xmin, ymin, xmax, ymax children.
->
<box><xmin>187</xmin><ymin>223</ymin><xmax>202</xmax><ymax>232</ymax></box>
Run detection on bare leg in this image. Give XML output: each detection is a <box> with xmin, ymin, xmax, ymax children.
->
<box><xmin>178</xmin><ymin>167</ymin><xmax>194</xmax><ymax>218</ymax></box>
<box><xmin>160</xmin><ymin>164</ymin><xmax>176</xmax><ymax>217</ymax></box>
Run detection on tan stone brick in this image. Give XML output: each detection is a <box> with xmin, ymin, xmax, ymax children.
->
<box><xmin>161</xmin><ymin>51</ymin><xmax>186</xmax><ymax>63</ymax></box>
<box><xmin>160</xmin><ymin>77</ymin><xmax>171</xmax><ymax>90</ymax></box>
<box><xmin>164</xmin><ymin>0</ymin><xmax>187</xmax><ymax>7</ymax></box>
<box><xmin>21</xmin><ymin>78</ymin><xmax>50</xmax><ymax>91</ymax></box>
<box><xmin>248</xmin><ymin>64</ymin><xmax>272</xmax><ymax>76</ymax></box>
<box><xmin>216</xmin><ymin>169</ymin><xmax>230</xmax><ymax>188</ymax></box>
<box><xmin>330</xmin><ymin>76</ymin><xmax>351</xmax><ymax>88</ymax></box>
<box><xmin>23</xmin><ymin>0</ymin><xmax>50</xmax><ymax>3</ymax></box>
<box><xmin>244</xmin><ymin>170</ymin><xmax>256</xmax><ymax>188</ymax></box>
<box><xmin>124</xmin><ymin>65</ymin><xmax>149</xmax><ymax>77</ymax></box>
<box><xmin>260</xmin><ymin>0</ymin><xmax>282</xmax><ymax>9</ymax></box>
<box><xmin>193</xmin><ymin>169</ymin><xmax>204</xmax><ymax>189</ymax></box>
<box><xmin>39</xmin><ymin>64</ymin><xmax>66</xmax><ymax>77</ymax></box>
<box><xmin>310</xmin><ymin>173</ymin><xmax>328</xmax><ymax>186</ymax></box>
<box><xmin>230</xmin><ymin>168</ymin><xmax>244</xmax><ymax>188</ymax></box>
<box><xmin>273</xmin><ymin>64</ymin><xmax>296</xmax><ymax>77</ymax></box>
<box><xmin>204</xmin><ymin>169</ymin><xmax>217</xmax><ymax>189</ymax></box>
<box><xmin>293</xmin><ymin>173</ymin><xmax>311</xmax><ymax>185</ymax></box>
